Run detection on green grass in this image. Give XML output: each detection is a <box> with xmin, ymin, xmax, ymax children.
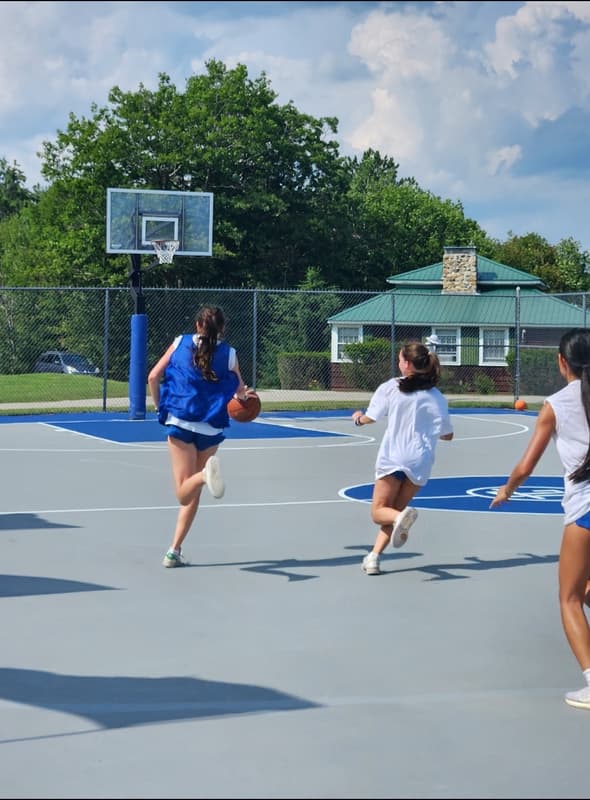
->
<box><xmin>0</xmin><ymin>374</ymin><xmax>541</xmax><ymax>416</ymax></box>
<box><xmin>0</xmin><ymin>373</ymin><xmax>129</xmax><ymax>402</ymax></box>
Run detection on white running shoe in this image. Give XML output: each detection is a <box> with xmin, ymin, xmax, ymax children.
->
<box><xmin>203</xmin><ymin>455</ymin><xmax>225</xmax><ymax>499</ymax></box>
<box><xmin>162</xmin><ymin>549</ymin><xmax>188</xmax><ymax>568</ymax></box>
<box><xmin>565</xmin><ymin>686</ymin><xmax>590</xmax><ymax>710</ymax></box>
<box><xmin>392</xmin><ymin>507</ymin><xmax>418</xmax><ymax>548</ymax></box>
<box><xmin>362</xmin><ymin>552</ymin><xmax>381</xmax><ymax>575</ymax></box>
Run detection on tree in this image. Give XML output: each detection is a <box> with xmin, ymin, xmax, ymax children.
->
<box><xmin>553</xmin><ymin>237</ymin><xmax>590</xmax><ymax>293</ymax></box>
<box><xmin>340</xmin><ymin>156</ymin><xmax>494</xmax><ymax>288</ymax></box>
<box><xmin>490</xmin><ymin>232</ymin><xmax>590</xmax><ymax>292</ymax></box>
<box><xmin>31</xmin><ymin>61</ymin><xmax>346</xmax><ymax>289</ymax></box>
<box><xmin>491</xmin><ymin>232</ymin><xmax>556</xmax><ymax>283</ymax></box>
<box><xmin>0</xmin><ymin>158</ymin><xmax>35</xmax><ymax>221</ymax></box>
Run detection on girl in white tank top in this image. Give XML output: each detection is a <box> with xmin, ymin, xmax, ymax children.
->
<box><xmin>490</xmin><ymin>328</ymin><xmax>590</xmax><ymax>711</ymax></box>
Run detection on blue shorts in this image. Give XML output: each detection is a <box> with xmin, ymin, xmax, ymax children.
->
<box><xmin>166</xmin><ymin>425</ymin><xmax>225</xmax><ymax>451</ymax></box>
<box><xmin>389</xmin><ymin>470</ymin><xmax>407</xmax><ymax>481</ymax></box>
<box><xmin>575</xmin><ymin>510</ymin><xmax>590</xmax><ymax>531</ymax></box>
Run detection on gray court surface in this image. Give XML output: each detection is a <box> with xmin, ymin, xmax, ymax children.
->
<box><xmin>0</xmin><ymin>409</ymin><xmax>588</xmax><ymax>799</ymax></box>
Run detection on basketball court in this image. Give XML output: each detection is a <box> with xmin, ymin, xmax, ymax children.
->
<box><xmin>0</xmin><ymin>407</ymin><xmax>588</xmax><ymax>799</ymax></box>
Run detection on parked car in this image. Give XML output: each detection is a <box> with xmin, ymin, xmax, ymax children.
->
<box><xmin>34</xmin><ymin>351</ymin><xmax>100</xmax><ymax>376</ymax></box>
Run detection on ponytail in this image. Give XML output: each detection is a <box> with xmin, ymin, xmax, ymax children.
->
<box><xmin>192</xmin><ymin>306</ymin><xmax>226</xmax><ymax>381</ymax></box>
<box><xmin>560</xmin><ymin>329</ymin><xmax>590</xmax><ymax>483</ymax></box>
<box><xmin>398</xmin><ymin>341</ymin><xmax>441</xmax><ymax>394</ymax></box>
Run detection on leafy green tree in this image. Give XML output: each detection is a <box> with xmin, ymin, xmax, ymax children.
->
<box><xmin>0</xmin><ymin>60</ymin><xmax>582</xmax><ymax>296</ymax></box>
<box><xmin>0</xmin><ymin>179</ymin><xmax>118</xmax><ymax>287</ymax></box>
<box><xmin>30</xmin><ymin>61</ymin><xmax>345</xmax><ymax>289</ymax></box>
<box><xmin>491</xmin><ymin>232</ymin><xmax>556</xmax><ymax>285</ymax></box>
<box><xmin>553</xmin><ymin>237</ymin><xmax>590</xmax><ymax>292</ymax></box>
<box><xmin>0</xmin><ymin>158</ymin><xmax>35</xmax><ymax>220</ymax></box>
<box><xmin>491</xmin><ymin>232</ymin><xmax>590</xmax><ymax>292</ymax></box>
<box><xmin>341</xmin><ymin>152</ymin><xmax>494</xmax><ymax>288</ymax></box>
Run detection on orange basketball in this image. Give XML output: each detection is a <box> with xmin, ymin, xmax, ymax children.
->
<box><xmin>514</xmin><ymin>399</ymin><xmax>527</xmax><ymax>410</ymax></box>
<box><xmin>227</xmin><ymin>392</ymin><xmax>261</xmax><ymax>423</ymax></box>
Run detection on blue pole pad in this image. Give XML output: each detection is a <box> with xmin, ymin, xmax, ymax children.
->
<box><xmin>129</xmin><ymin>313</ymin><xmax>148</xmax><ymax>420</ymax></box>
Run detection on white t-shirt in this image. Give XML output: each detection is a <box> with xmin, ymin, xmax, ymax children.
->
<box><xmin>165</xmin><ymin>334</ymin><xmax>237</xmax><ymax>435</ymax></box>
<box><xmin>545</xmin><ymin>379</ymin><xmax>590</xmax><ymax>523</ymax></box>
<box><xmin>366</xmin><ymin>377</ymin><xmax>453</xmax><ymax>485</ymax></box>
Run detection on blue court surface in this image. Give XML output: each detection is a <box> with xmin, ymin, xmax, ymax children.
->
<box><xmin>0</xmin><ymin>410</ymin><xmax>346</xmax><ymax>442</ymax></box>
<box><xmin>1</xmin><ymin>407</ymin><xmax>588</xmax><ymax>800</ymax></box>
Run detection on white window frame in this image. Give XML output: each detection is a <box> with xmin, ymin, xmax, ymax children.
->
<box><xmin>479</xmin><ymin>327</ymin><xmax>509</xmax><ymax>366</ymax></box>
<box><xmin>430</xmin><ymin>328</ymin><xmax>460</xmax><ymax>365</ymax></box>
<box><xmin>331</xmin><ymin>325</ymin><xmax>363</xmax><ymax>362</ymax></box>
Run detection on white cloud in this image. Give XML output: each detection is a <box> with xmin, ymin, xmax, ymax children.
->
<box><xmin>349</xmin><ymin>88</ymin><xmax>423</xmax><ymax>160</ymax></box>
<box><xmin>0</xmin><ymin>1</ymin><xmax>590</xmax><ymax>252</ymax></box>
<box><xmin>487</xmin><ymin>145</ymin><xmax>523</xmax><ymax>176</ymax></box>
<box><xmin>348</xmin><ymin>8</ymin><xmax>451</xmax><ymax>80</ymax></box>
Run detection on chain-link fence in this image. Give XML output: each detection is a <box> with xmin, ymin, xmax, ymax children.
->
<box><xmin>1</xmin><ymin>286</ymin><xmax>588</xmax><ymax>407</ymax></box>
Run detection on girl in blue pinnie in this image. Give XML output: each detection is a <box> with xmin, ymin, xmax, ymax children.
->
<box><xmin>148</xmin><ymin>306</ymin><xmax>250</xmax><ymax>567</ymax></box>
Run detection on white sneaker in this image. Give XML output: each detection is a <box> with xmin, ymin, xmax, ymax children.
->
<box><xmin>565</xmin><ymin>686</ymin><xmax>590</xmax><ymax>710</ymax></box>
<box><xmin>362</xmin><ymin>552</ymin><xmax>381</xmax><ymax>575</ymax></box>
<box><xmin>203</xmin><ymin>455</ymin><xmax>225</xmax><ymax>499</ymax></box>
<box><xmin>162</xmin><ymin>549</ymin><xmax>188</xmax><ymax>568</ymax></box>
<box><xmin>392</xmin><ymin>507</ymin><xmax>418</xmax><ymax>548</ymax></box>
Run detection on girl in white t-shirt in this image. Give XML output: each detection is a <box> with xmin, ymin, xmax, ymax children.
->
<box><xmin>490</xmin><ymin>328</ymin><xmax>590</xmax><ymax>711</ymax></box>
<box><xmin>352</xmin><ymin>341</ymin><xmax>454</xmax><ymax>577</ymax></box>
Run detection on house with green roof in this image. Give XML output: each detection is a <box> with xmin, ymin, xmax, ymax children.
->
<box><xmin>327</xmin><ymin>246</ymin><xmax>590</xmax><ymax>392</ymax></box>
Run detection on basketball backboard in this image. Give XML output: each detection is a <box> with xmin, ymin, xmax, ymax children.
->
<box><xmin>106</xmin><ymin>188</ymin><xmax>213</xmax><ymax>256</ymax></box>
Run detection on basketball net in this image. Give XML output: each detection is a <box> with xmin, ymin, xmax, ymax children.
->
<box><xmin>152</xmin><ymin>239</ymin><xmax>180</xmax><ymax>264</ymax></box>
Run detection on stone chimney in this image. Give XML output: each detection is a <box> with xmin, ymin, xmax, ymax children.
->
<box><xmin>442</xmin><ymin>246</ymin><xmax>478</xmax><ymax>294</ymax></box>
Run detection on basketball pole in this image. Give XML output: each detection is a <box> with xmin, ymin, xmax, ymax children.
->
<box><xmin>129</xmin><ymin>253</ymin><xmax>147</xmax><ymax>420</ymax></box>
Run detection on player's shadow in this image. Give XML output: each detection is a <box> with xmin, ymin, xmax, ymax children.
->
<box><xmin>0</xmin><ymin>513</ymin><xmax>80</xmax><ymax>531</ymax></box>
<box><xmin>197</xmin><ymin>549</ymin><xmax>558</xmax><ymax>582</ymax></box>
<box><xmin>198</xmin><ymin>547</ymin><xmax>416</xmax><ymax>581</ymax></box>
<box><xmin>0</xmin><ymin>667</ymin><xmax>319</xmax><ymax>742</ymax></box>
<box><xmin>384</xmin><ymin>552</ymin><xmax>559</xmax><ymax>581</ymax></box>
<box><xmin>0</xmin><ymin>575</ymin><xmax>116</xmax><ymax>598</ymax></box>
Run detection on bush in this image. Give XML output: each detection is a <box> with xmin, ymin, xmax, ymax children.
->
<box><xmin>341</xmin><ymin>338</ymin><xmax>393</xmax><ymax>391</ymax></box>
<box><xmin>506</xmin><ymin>347</ymin><xmax>565</xmax><ymax>395</ymax></box>
<box><xmin>473</xmin><ymin>371</ymin><xmax>496</xmax><ymax>394</ymax></box>
<box><xmin>277</xmin><ymin>351</ymin><xmax>331</xmax><ymax>390</ymax></box>
<box><xmin>438</xmin><ymin>367</ymin><xmax>463</xmax><ymax>393</ymax></box>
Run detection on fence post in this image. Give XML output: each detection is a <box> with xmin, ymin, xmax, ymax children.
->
<box><xmin>252</xmin><ymin>289</ymin><xmax>258</xmax><ymax>390</ymax></box>
<box><xmin>101</xmin><ymin>288</ymin><xmax>110</xmax><ymax>412</ymax></box>
<box><xmin>390</xmin><ymin>291</ymin><xmax>396</xmax><ymax>378</ymax></box>
<box><xmin>514</xmin><ymin>286</ymin><xmax>520</xmax><ymax>400</ymax></box>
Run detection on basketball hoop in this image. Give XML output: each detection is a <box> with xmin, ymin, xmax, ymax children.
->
<box><xmin>152</xmin><ymin>239</ymin><xmax>180</xmax><ymax>264</ymax></box>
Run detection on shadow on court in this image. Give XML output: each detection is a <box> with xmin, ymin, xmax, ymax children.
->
<box><xmin>0</xmin><ymin>667</ymin><xmax>320</xmax><ymax>739</ymax></box>
<box><xmin>194</xmin><ymin>547</ymin><xmax>559</xmax><ymax>582</ymax></box>
<box><xmin>0</xmin><ymin>574</ymin><xmax>116</xmax><ymax>598</ymax></box>
<box><xmin>382</xmin><ymin>550</ymin><xmax>559</xmax><ymax>581</ymax></box>
<box><xmin>0</xmin><ymin>513</ymin><xmax>80</xmax><ymax>531</ymax></box>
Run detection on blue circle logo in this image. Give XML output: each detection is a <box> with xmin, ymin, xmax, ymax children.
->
<box><xmin>342</xmin><ymin>475</ymin><xmax>564</xmax><ymax>514</ymax></box>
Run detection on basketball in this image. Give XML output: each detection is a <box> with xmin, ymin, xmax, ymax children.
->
<box><xmin>514</xmin><ymin>399</ymin><xmax>527</xmax><ymax>410</ymax></box>
<box><xmin>227</xmin><ymin>392</ymin><xmax>261</xmax><ymax>423</ymax></box>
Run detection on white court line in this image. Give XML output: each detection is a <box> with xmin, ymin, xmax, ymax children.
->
<box><xmin>0</xmin><ymin>498</ymin><xmax>349</xmax><ymax>516</ymax></box>
<box><xmin>0</xmin><ymin>439</ymin><xmax>377</xmax><ymax>453</ymax></box>
<box><xmin>451</xmin><ymin>416</ymin><xmax>530</xmax><ymax>440</ymax></box>
<box><xmin>0</xmin><ymin>414</ymin><xmax>530</xmax><ymax>452</ymax></box>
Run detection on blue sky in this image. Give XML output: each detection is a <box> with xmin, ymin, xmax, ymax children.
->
<box><xmin>2</xmin><ymin>0</ymin><xmax>590</xmax><ymax>252</ymax></box>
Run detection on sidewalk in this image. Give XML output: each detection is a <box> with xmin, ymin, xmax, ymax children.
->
<box><xmin>0</xmin><ymin>389</ymin><xmax>542</xmax><ymax>413</ymax></box>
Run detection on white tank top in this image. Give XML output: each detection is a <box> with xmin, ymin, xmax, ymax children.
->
<box><xmin>546</xmin><ymin>379</ymin><xmax>590</xmax><ymax>523</ymax></box>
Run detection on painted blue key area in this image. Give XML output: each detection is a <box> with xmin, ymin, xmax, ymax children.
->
<box><xmin>0</xmin><ymin>411</ymin><xmax>342</xmax><ymax>442</ymax></box>
<box><xmin>343</xmin><ymin>475</ymin><xmax>564</xmax><ymax>514</ymax></box>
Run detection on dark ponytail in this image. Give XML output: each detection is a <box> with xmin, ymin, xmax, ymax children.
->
<box><xmin>398</xmin><ymin>341</ymin><xmax>441</xmax><ymax>393</ymax></box>
<box><xmin>193</xmin><ymin>306</ymin><xmax>226</xmax><ymax>381</ymax></box>
<box><xmin>560</xmin><ymin>329</ymin><xmax>590</xmax><ymax>483</ymax></box>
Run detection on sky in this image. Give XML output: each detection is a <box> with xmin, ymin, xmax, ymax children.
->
<box><xmin>2</xmin><ymin>0</ymin><xmax>590</xmax><ymax>252</ymax></box>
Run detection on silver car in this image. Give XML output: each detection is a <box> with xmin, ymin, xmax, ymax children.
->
<box><xmin>34</xmin><ymin>351</ymin><xmax>100</xmax><ymax>376</ymax></box>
